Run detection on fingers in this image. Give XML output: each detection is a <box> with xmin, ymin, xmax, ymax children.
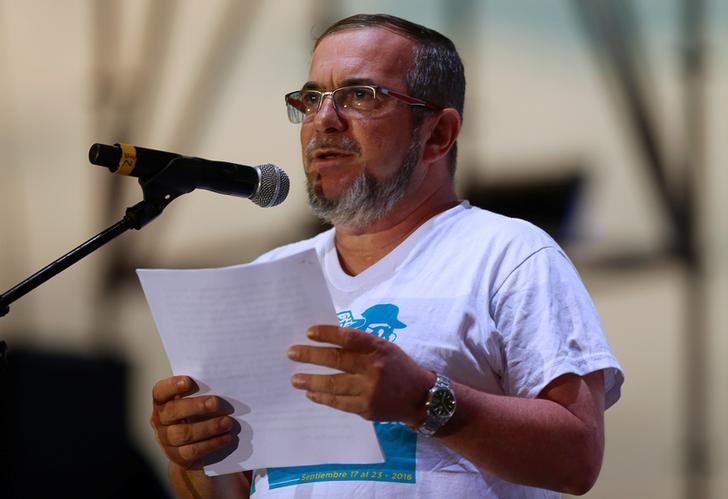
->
<box><xmin>156</xmin><ymin>414</ymin><xmax>235</xmax><ymax>447</ymax></box>
<box><xmin>291</xmin><ymin>372</ymin><xmax>373</xmax><ymax>417</ymax></box>
<box><xmin>151</xmin><ymin>375</ymin><xmax>239</xmax><ymax>469</ymax></box>
<box><xmin>288</xmin><ymin>344</ymin><xmax>360</xmax><ymax>372</ymax></box>
<box><xmin>156</xmin><ymin>394</ymin><xmax>231</xmax><ymax>425</ymax></box>
<box><xmin>289</xmin><ymin>325</ymin><xmax>431</xmax><ymax>424</ymax></box>
<box><xmin>288</xmin><ymin>327</ymin><xmax>383</xmax><ymax>372</ymax></box>
<box><xmin>291</xmin><ymin>372</ymin><xmax>364</xmax><ymax>396</ymax></box>
<box><xmin>307</xmin><ymin>325</ymin><xmax>380</xmax><ymax>350</ymax></box>
<box><xmin>167</xmin><ymin>432</ymin><xmax>236</xmax><ymax>470</ymax></box>
<box><xmin>305</xmin><ymin>391</ymin><xmax>370</xmax><ymax>418</ymax></box>
<box><xmin>153</xmin><ymin>375</ymin><xmax>198</xmax><ymax>405</ymax></box>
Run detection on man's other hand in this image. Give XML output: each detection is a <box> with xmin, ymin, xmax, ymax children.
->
<box><xmin>150</xmin><ymin>376</ymin><xmax>237</xmax><ymax>469</ymax></box>
<box><xmin>288</xmin><ymin>325</ymin><xmax>434</xmax><ymax>427</ymax></box>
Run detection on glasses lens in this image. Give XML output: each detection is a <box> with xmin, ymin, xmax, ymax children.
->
<box><xmin>286</xmin><ymin>90</ymin><xmax>327</xmax><ymax>123</ymax></box>
<box><xmin>335</xmin><ymin>86</ymin><xmax>376</xmax><ymax>112</ymax></box>
<box><xmin>299</xmin><ymin>90</ymin><xmax>322</xmax><ymax>111</ymax></box>
<box><xmin>285</xmin><ymin>92</ymin><xmax>307</xmax><ymax>123</ymax></box>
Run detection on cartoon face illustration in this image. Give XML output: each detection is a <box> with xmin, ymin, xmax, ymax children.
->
<box><xmin>365</xmin><ymin>322</ymin><xmax>398</xmax><ymax>342</ymax></box>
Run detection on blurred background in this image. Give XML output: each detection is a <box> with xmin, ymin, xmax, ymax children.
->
<box><xmin>0</xmin><ymin>0</ymin><xmax>726</xmax><ymax>497</ymax></box>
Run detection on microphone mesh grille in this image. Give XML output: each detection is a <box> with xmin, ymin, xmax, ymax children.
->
<box><xmin>252</xmin><ymin>164</ymin><xmax>290</xmax><ymax>207</ymax></box>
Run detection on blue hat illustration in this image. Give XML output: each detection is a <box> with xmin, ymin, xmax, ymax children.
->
<box><xmin>361</xmin><ymin>304</ymin><xmax>406</xmax><ymax>329</ymax></box>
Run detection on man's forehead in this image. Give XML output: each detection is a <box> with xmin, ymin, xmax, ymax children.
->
<box><xmin>307</xmin><ymin>27</ymin><xmax>414</xmax><ymax>84</ymax></box>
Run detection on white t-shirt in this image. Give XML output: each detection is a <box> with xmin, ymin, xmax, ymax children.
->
<box><xmin>249</xmin><ymin>202</ymin><xmax>623</xmax><ymax>498</ymax></box>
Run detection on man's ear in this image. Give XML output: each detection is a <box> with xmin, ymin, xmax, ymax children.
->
<box><xmin>421</xmin><ymin>108</ymin><xmax>461</xmax><ymax>164</ymax></box>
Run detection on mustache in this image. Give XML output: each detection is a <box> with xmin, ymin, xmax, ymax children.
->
<box><xmin>305</xmin><ymin>136</ymin><xmax>361</xmax><ymax>160</ymax></box>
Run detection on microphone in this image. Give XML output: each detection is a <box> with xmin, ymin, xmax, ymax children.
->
<box><xmin>88</xmin><ymin>143</ymin><xmax>289</xmax><ymax>208</ymax></box>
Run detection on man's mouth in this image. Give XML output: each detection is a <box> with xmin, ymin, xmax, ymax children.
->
<box><xmin>312</xmin><ymin>149</ymin><xmax>352</xmax><ymax>161</ymax></box>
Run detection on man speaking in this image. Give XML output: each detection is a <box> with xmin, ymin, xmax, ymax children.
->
<box><xmin>149</xmin><ymin>13</ymin><xmax>623</xmax><ymax>498</ymax></box>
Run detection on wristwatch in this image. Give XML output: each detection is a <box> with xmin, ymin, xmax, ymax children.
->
<box><xmin>417</xmin><ymin>373</ymin><xmax>456</xmax><ymax>437</ymax></box>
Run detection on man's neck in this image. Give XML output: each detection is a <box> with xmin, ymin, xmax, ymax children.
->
<box><xmin>333</xmin><ymin>187</ymin><xmax>458</xmax><ymax>276</ymax></box>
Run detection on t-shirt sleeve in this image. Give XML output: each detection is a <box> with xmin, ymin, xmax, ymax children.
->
<box><xmin>489</xmin><ymin>246</ymin><xmax>624</xmax><ymax>409</ymax></box>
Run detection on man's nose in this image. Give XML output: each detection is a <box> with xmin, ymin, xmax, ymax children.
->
<box><xmin>313</xmin><ymin>94</ymin><xmax>346</xmax><ymax>131</ymax></box>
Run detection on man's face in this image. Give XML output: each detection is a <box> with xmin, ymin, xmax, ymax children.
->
<box><xmin>300</xmin><ymin>28</ymin><xmax>422</xmax><ymax>229</ymax></box>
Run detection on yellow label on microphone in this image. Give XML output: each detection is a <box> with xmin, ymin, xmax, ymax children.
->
<box><xmin>117</xmin><ymin>143</ymin><xmax>137</xmax><ymax>176</ymax></box>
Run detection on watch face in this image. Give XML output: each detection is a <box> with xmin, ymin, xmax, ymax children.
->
<box><xmin>431</xmin><ymin>388</ymin><xmax>456</xmax><ymax>416</ymax></box>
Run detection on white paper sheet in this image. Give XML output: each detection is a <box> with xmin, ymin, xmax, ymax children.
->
<box><xmin>137</xmin><ymin>249</ymin><xmax>383</xmax><ymax>476</ymax></box>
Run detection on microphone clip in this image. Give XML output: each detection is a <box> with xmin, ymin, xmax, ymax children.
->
<box><xmin>125</xmin><ymin>157</ymin><xmax>198</xmax><ymax>230</ymax></box>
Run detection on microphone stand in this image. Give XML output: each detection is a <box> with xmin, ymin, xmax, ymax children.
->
<box><xmin>0</xmin><ymin>159</ymin><xmax>196</xmax><ymax>325</ymax></box>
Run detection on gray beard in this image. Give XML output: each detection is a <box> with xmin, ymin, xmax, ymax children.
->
<box><xmin>306</xmin><ymin>138</ymin><xmax>420</xmax><ymax>231</ymax></box>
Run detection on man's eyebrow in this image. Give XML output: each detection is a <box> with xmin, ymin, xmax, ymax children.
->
<box><xmin>339</xmin><ymin>77</ymin><xmax>378</xmax><ymax>87</ymax></box>
<box><xmin>301</xmin><ymin>78</ymin><xmax>378</xmax><ymax>91</ymax></box>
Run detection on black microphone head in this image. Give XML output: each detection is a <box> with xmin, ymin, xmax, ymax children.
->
<box><xmin>252</xmin><ymin>164</ymin><xmax>289</xmax><ymax>208</ymax></box>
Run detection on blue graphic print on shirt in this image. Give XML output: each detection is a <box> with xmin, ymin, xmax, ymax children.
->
<box><xmin>264</xmin><ymin>305</ymin><xmax>417</xmax><ymax>490</ymax></box>
<box><xmin>338</xmin><ymin>304</ymin><xmax>407</xmax><ymax>342</ymax></box>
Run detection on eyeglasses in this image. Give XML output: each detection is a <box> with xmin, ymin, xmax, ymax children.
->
<box><xmin>284</xmin><ymin>85</ymin><xmax>442</xmax><ymax>124</ymax></box>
